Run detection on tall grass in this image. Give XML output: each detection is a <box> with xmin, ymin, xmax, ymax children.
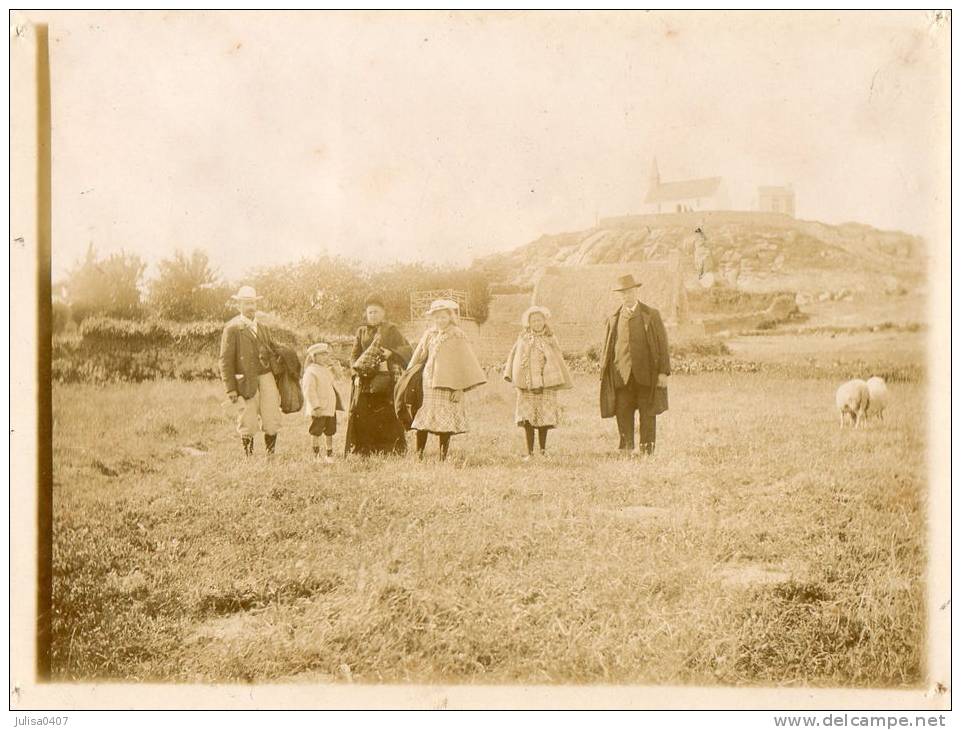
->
<box><xmin>51</xmin><ymin>372</ymin><xmax>926</xmax><ymax>685</ymax></box>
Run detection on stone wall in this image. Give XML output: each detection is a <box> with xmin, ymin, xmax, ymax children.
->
<box><xmin>528</xmin><ymin>257</ymin><xmax>686</xmax><ymax>352</ymax></box>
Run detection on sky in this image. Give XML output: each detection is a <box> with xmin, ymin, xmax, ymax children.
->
<box><xmin>28</xmin><ymin>11</ymin><xmax>950</xmax><ymax>281</ymax></box>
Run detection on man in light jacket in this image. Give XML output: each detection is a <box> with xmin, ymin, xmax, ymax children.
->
<box><xmin>219</xmin><ymin>286</ymin><xmax>282</xmax><ymax>456</ymax></box>
<box><xmin>599</xmin><ymin>274</ymin><xmax>671</xmax><ymax>455</ymax></box>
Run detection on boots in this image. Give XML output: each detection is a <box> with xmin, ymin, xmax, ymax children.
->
<box><xmin>242</xmin><ymin>435</ymin><xmax>254</xmax><ymax>456</ymax></box>
<box><xmin>264</xmin><ymin>433</ymin><xmax>277</xmax><ymax>455</ymax></box>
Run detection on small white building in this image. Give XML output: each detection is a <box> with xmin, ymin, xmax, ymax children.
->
<box><xmin>644</xmin><ymin>158</ymin><xmax>730</xmax><ymax>214</ymax></box>
<box><xmin>757</xmin><ymin>185</ymin><xmax>796</xmax><ymax>217</ymax></box>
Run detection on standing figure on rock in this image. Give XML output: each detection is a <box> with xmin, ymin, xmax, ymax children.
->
<box><xmin>599</xmin><ymin>274</ymin><xmax>671</xmax><ymax>456</ymax></box>
<box><xmin>503</xmin><ymin>305</ymin><xmax>573</xmax><ymax>460</ymax></box>
<box><xmin>693</xmin><ymin>228</ymin><xmax>717</xmax><ymax>288</ymax></box>
<box><xmin>344</xmin><ymin>294</ymin><xmax>413</xmax><ymax>457</ymax></box>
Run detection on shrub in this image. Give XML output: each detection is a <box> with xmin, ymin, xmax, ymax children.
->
<box><xmin>563</xmin><ymin>352</ymin><xmax>600</xmax><ymax>374</ymax></box>
<box><xmin>687</xmin><ymin>287</ymin><xmax>795</xmax><ymax>315</ymax></box>
<box><xmin>247</xmin><ymin>257</ymin><xmax>366</xmax><ymax>332</ymax></box>
<box><xmin>79</xmin><ymin>316</ymin><xmax>171</xmax><ymax>350</ymax></box>
<box><xmin>52</xmin><ymin>300</ymin><xmax>73</xmax><ymax>335</ymax></box>
<box><xmin>169</xmin><ymin>320</ymin><xmax>227</xmax><ymax>352</ymax></box>
<box><xmin>671</xmin><ymin>338</ymin><xmax>732</xmax><ymax>358</ymax></box>
<box><xmin>64</xmin><ymin>244</ymin><xmax>145</xmax><ymax>322</ymax></box>
<box><xmin>557</xmin><ymin>343</ymin><xmax>923</xmax><ymax>383</ymax></box>
<box><xmin>52</xmin><ymin>351</ymin><xmax>170</xmax><ymax>384</ymax></box>
<box><xmin>367</xmin><ymin>263</ymin><xmax>492</xmax><ymax>324</ymax></box>
<box><xmin>245</xmin><ymin>258</ymin><xmax>494</xmax><ymax>329</ymax></box>
<box><xmin>147</xmin><ymin>250</ymin><xmax>233</xmax><ymax>321</ymax></box>
<box><xmin>53</xmin><ymin>314</ymin><xmax>357</xmax><ymax>384</ymax></box>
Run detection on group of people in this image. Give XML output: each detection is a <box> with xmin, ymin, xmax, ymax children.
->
<box><xmin>218</xmin><ymin>272</ymin><xmax>671</xmax><ymax>461</ymax></box>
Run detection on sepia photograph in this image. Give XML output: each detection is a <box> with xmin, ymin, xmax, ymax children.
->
<box><xmin>8</xmin><ymin>8</ymin><xmax>952</xmax><ymax>713</ymax></box>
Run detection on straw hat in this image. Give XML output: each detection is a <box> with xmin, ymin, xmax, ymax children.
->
<box><xmin>425</xmin><ymin>299</ymin><xmax>459</xmax><ymax>317</ymax></box>
<box><xmin>306</xmin><ymin>342</ymin><xmax>332</xmax><ymax>359</ymax></box>
<box><xmin>521</xmin><ymin>305</ymin><xmax>551</xmax><ymax>328</ymax></box>
<box><xmin>230</xmin><ymin>285</ymin><xmax>263</xmax><ymax>302</ymax></box>
<box><xmin>612</xmin><ymin>274</ymin><xmax>643</xmax><ymax>292</ymax></box>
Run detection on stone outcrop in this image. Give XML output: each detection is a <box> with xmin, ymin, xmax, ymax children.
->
<box><xmin>478</xmin><ymin>211</ymin><xmax>925</xmax><ymax>296</ymax></box>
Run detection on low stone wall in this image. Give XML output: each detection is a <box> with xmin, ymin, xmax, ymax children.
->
<box><xmin>529</xmin><ymin>320</ymin><xmax>699</xmax><ymax>355</ymax></box>
<box><xmin>399</xmin><ymin>300</ymin><xmax>703</xmax><ymax>365</ymax></box>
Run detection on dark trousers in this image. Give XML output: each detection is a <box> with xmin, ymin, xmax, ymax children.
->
<box><xmin>614</xmin><ymin>377</ymin><xmax>656</xmax><ymax>452</ymax></box>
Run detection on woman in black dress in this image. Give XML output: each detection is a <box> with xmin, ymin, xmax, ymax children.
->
<box><xmin>344</xmin><ymin>295</ymin><xmax>413</xmax><ymax>456</ymax></box>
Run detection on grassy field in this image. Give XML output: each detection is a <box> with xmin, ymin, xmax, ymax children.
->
<box><xmin>51</xmin><ymin>357</ymin><xmax>927</xmax><ymax>686</ymax></box>
<box><xmin>727</xmin><ymin>330</ymin><xmax>926</xmax><ymax>366</ymax></box>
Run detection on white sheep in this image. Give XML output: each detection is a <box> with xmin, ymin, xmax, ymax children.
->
<box><xmin>835</xmin><ymin>379</ymin><xmax>870</xmax><ymax>428</ymax></box>
<box><xmin>865</xmin><ymin>376</ymin><xmax>888</xmax><ymax>421</ymax></box>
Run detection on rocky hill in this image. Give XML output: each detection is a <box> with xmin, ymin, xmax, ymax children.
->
<box><xmin>476</xmin><ymin>211</ymin><xmax>925</xmax><ymax>299</ymax></box>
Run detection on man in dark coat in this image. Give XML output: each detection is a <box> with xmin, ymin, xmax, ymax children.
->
<box><xmin>219</xmin><ymin>286</ymin><xmax>282</xmax><ymax>456</ymax></box>
<box><xmin>599</xmin><ymin>274</ymin><xmax>671</xmax><ymax>455</ymax></box>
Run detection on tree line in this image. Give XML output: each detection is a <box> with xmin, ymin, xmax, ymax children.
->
<box><xmin>55</xmin><ymin>245</ymin><xmax>493</xmax><ymax>333</ymax></box>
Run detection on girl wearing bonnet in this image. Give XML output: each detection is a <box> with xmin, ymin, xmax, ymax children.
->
<box><xmin>406</xmin><ymin>299</ymin><xmax>487</xmax><ymax>461</ymax></box>
<box><xmin>502</xmin><ymin>305</ymin><xmax>573</xmax><ymax>459</ymax></box>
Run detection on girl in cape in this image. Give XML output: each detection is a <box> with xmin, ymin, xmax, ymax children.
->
<box><xmin>502</xmin><ymin>305</ymin><xmax>573</xmax><ymax>459</ymax></box>
<box><xmin>407</xmin><ymin>299</ymin><xmax>487</xmax><ymax>461</ymax></box>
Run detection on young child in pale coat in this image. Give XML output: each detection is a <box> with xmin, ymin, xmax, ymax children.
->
<box><xmin>503</xmin><ymin>305</ymin><xmax>573</xmax><ymax>459</ymax></box>
<box><xmin>302</xmin><ymin>343</ymin><xmax>344</xmax><ymax>462</ymax></box>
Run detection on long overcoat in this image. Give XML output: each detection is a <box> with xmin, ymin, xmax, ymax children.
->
<box><xmin>599</xmin><ymin>302</ymin><xmax>671</xmax><ymax>418</ymax></box>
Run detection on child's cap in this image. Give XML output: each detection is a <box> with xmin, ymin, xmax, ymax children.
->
<box><xmin>306</xmin><ymin>342</ymin><xmax>332</xmax><ymax>358</ymax></box>
<box><xmin>521</xmin><ymin>305</ymin><xmax>551</xmax><ymax>328</ymax></box>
